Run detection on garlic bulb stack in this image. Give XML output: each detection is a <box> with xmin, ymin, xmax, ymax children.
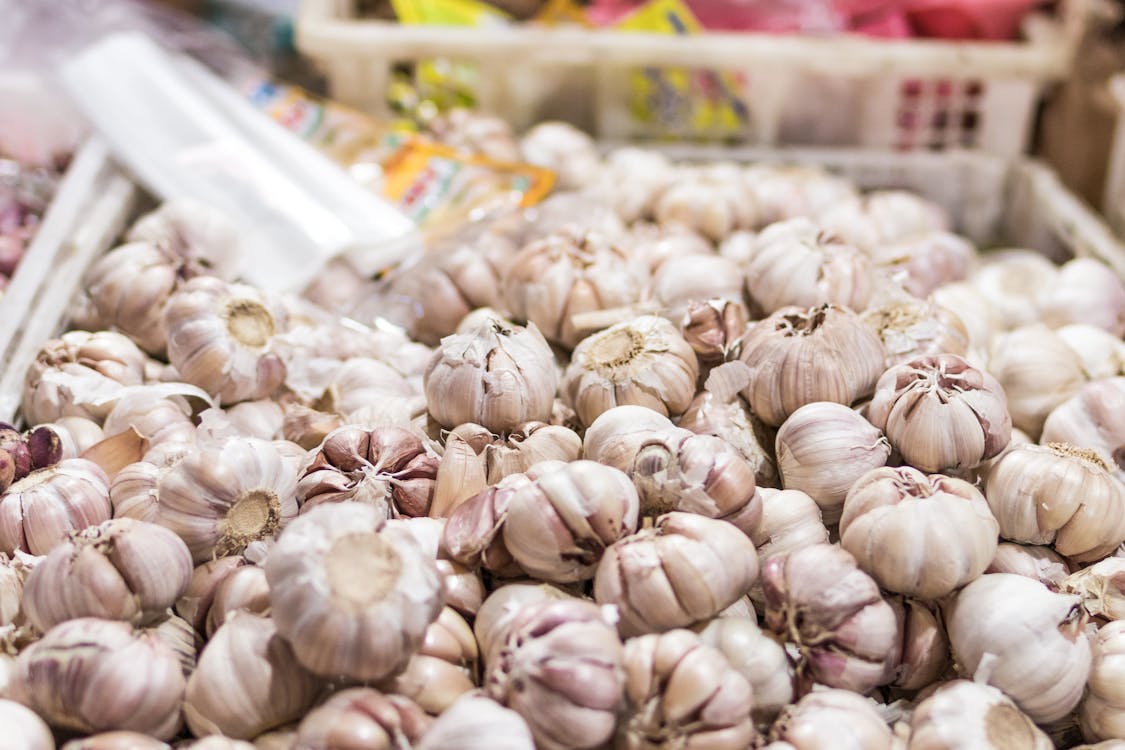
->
<box><xmin>862</xmin><ymin>296</ymin><xmax>970</xmax><ymax>368</ymax></box>
<box><xmin>768</xmin><ymin>689</ymin><xmax>894</xmax><ymax>750</ymax></box>
<box><xmin>989</xmin><ymin>324</ymin><xmax>1087</xmax><ymax>437</ymax></box>
<box><xmin>905</xmin><ymin>680</ymin><xmax>1052</xmax><ymax>749</ymax></box>
<box><xmin>868</xmin><ymin>231</ymin><xmax>976</xmax><ymax>298</ymax></box>
<box><xmin>293</xmin><ymin>688</ymin><xmax>431</xmax><ymax>749</ymax></box>
<box><xmin>697</xmin><ymin>616</ymin><xmax>794</xmax><ymax>723</ymax></box>
<box><xmin>1041</xmin><ymin>257</ymin><xmax>1125</xmax><ymax>336</ymax></box>
<box><xmin>1042</xmin><ymin>378</ymin><xmax>1125</xmax><ymax>482</ymax></box>
<box><xmin>0</xmin><ymin>458</ymin><xmax>111</xmax><ymax>555</ymax></box>
<box><xmin>653</xmin><ymin>164</ymin><xmax>758</xmax><ymax>242</ymax></box>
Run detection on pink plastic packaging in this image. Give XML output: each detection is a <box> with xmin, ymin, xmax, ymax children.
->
<box><xmin>904</xmin><ymin>0</ymin><xmax>1045</xmax><ymax>40</ymax></box>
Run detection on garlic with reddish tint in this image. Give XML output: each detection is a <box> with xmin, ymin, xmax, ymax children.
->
<box><xmin>648</xmin><ymin>254</ymin><xmax>744</xmax><ymax>318</ymax></box>
<box><xmin>867</xmin><ymin>353</ymin><xmax>1011</xmax><ymax>473</ymax></box>
<box><xmin>501</xmin><ymin>230</ymin><xmax>643</xmax><ymax>349</ymax></box>
<box><xmin>36</xmin><ymin>417</ymin><xmax>105</xmax><ymax>461</ymax></box>
<box><xmin>594</xmin><ymin>512</ymin><xmax>758</xmax><ymax>637</ymax></box>
<box><xmin>697</xmin><ymin>616</ymin><xmax>794</xmax><ymax>723</ymax></box>
<box><xmin>563</xmin><ymin>315</ymin><xmax>699</xmax><ymax>427</ymax></box>
<box><xmin>10</xmin><ymin>617</ymin><xmax>185</xmax><ymax>738</ymax></box>
<box><xmin>862</xmin><ymin>296</ymin><xmax>970</xmax><ymax>368</ymax></box>
<box><xmin>775</xmin><ymin>402</ymin><xmax>890</xmax><ymax>523</ymax></box>
<box><xmin>1065</xmin><ymin>558</ymin><xmax>1125</xmax><ymax>621</ymax></box>
<box><xmin>989</xmin><ymin>324</ymin><xmax>1086</xmax><ymax>437</ymax></box>
<box><xmin>293</xmin><ymin>688</ymin><xmax>431</xmax><ymax>749</ymax></box>
<box><xmin>22</xmin><ymin>518</ymin><xmax>192</xmax><ymax>630</ymax></box>
<box><xmin>869</xmin><ymin>231</ymin><xmax>976</xmax><ymax>298</ymax></box>
<box><xmin>23</xmin><ymin>330</ymin><xmax>149</xmax><ymax>425</ymax></box>
<box><xmin>519</xmin><ymin>121</ymin><xmax>601</xmax><ymax>190</ymax></box>
<box><xmin>441</xmin><ymin>474</ymin><xmax>529</xmax><ymax>577</ymax></box>
<box><xmin>1041</xmin><ymin>257</ymin><xmax>1125</xmax><ymax>336</ymax></box>
<box><xmin>485</xmin><ymin>599</ymin><xmax>625</xmax><ymax>750</ymax></box>
<box><xmin>738</xmin><ymin>304</ymin><xmax>885</xmax><ymax>427</ymax></box>
<box><xmin>379</xmin><ymin>606</ymin><xmax>478</xmax><ymax>714</ymax></box>
<box><xmin>620</xmin><ymin>628</ymin><xmax>756</xmax><ymax>750</ymax></box>
<box><xmin>905</xmin><ymin>680</ymin><xmax>1052</xmax><ymax>750</ymax></box>
<box><xmin>679</xmin><ymin>389</ymin><xmax>777</xmax><ymax>487</ymax></box>
<box><xmin>502</xmin><ymin>459</ymin><xmax>639</xmax><ymax>582</ymax></box>
<box><xmin>155</xmin><ymin>437</ymin><xmax>298</xmax><ymax>562</ymax></box>
<box><xmin>681</xmin><ymin>298</ymin><xmax>748</xmax><ymax>364</ymax></box>
<box><xmin>473</xmin><ymin>581</ymin><xmax>577</xmax><ymax>663</ymax></box>
<box><xmin>1042</xmin><ymin>378</ymin><xmax>1125</xmax><ymax>483</ymax></box>
<box><xmin>762</xmin><ymin>544</ymin><xmax>898</xmax><ymax>693</ymax></box>
<box><xmin>0</xmin><ymin>458</ymin><xmax>111</xmax><ymax>555</ymax></box>
<box><xmin>653</xmin><ymin>165</ymin><xmax>758</xmax><ymax>241</ymax></box>
<box><xmin>986</xmin><ymin>443</ymin><xmax>1125</xmax><ymax>562</ymax></box>
<box><xmin>266</xmin><ymin>503</ymin><xmax>443</xmax><ymax>680</ymax></box>
<box><xmin>986</xmin><ymin>542</ymin><xmax>1072</xmax><ymax>591</ymax></box>
<box><xmin>745</xmin><ymin>218</ymin><xmax>875</xmax><ymax>315</ymax></box>
<box><xmin>175</xmin><ymin>556</ymin><xmax>247</xmax><ymax>634</ymax></box>
<box><xmin>769</xmin><ymin>689</ymin><xmax>894</xmax><ymax>750</ymax></box>
<box><xmin>748</xmin><ymin>488</ymin><xmax>830</xmax><ymax>565</ymax></box>
<box><xmin>184</xmin><ymin>612</ymin><xmax>322</xmax><ymax>739</ymax></box>
<box><xmin>890</xmin><ymin>597</ymin><xmax>949</xmax><ymax>691</ymax></box>
<box><xmin>971</xmin><ymin>250</ymin><xmax>1058</xmax><ymax>329</ymax></box>
<box><xmin>424</xmin><ymin>316</ymin><xmax>558</xmax><ymax>434</ymax></box>
<box><xmin>0</xmin><ymin>698</ymin><xmax>54</xmax><ymax>750</ymax></box>
<box><xmin>419</xmin><ymin>694</ymin><xmax>535</xmax><ymax>750</ymax></box>
<box><xmin>948</xmin><ymin>573</ymin><xmax>1091</xmax><ymax>723</ymax></box>
<box><xmin>164</xmin><ymin>277</ymin><xmax>287</xmax><ymax>404</ymax></box>
<box><xmin>840</xmin><ymin>467</ymin><xmax>998</xmax><ymax>599</ymax></box>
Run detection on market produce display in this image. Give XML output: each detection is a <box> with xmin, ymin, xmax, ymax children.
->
<box><xmin>3</xmin><ymin>118</ymin><xmax>1125</xmax><ymax>749</ymax></box>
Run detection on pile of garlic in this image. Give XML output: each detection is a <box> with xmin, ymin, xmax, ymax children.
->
<box><xmin>2</xmin><ymin>117</ymin><xmax>1125</xmax><ymax>750</ymax></box>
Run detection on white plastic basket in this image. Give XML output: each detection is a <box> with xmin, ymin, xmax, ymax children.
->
<box><xmin>297</xmin><ymin>0</ymin><xmax>1086</xmax><ymax>155</ymax></box>
<box><xmin>1105</xmin><ymin>74</ymin><xmax>1125</xmax><ymax>236</ymax></box>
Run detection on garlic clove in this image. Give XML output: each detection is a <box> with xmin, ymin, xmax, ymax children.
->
<box><xmin>418</xmin><ymin>693</ymin><xmax>535</xmax><ymax>750</ymax></box>
<box><xmin>680</xmin><ymin>297</ymin><xmax>749</xmax><ymax>365</ymax></box>
<box><xmin>430</xmin><ymin>429</ymin><xmax>489</xmax><ymax>519</ymax></box>
<box><xmin>147</xmin><ymin>612</ymin><xmax>200</xmax><ymax>679</ymax></box>
<box><xmin>747</xmin><ymin>488</ymin><xmax>831</xmax><ymax>567</ymax></box>
<box><xmin>292</xmin><ymin>688</ymin><xmax>431</xmax><ymax>749</ymax></box>
<box><xmin>679</xmin><ymin>389</ymin><xmax>778</xmax><ymax>488</ymax></box>
<box><xmin>175</xmin><ymin>555</ymin><xmax>247</xmax><ymax>634</ymax></box>
<box><xmin>904</xmin><ymin>679</ymin><xmax>1052</xmax><ymax>749</ymax></box>
<box><xmin>1056</xmin><ymin>324</ymin><xmax>1125</xmax><ymax>380</ymax></box>
<box><xmin>648</xmin><ymin>254</ymin><xmax>745</xmax><ymax>322</ymax></box>
<box><xmin>582</xmin><ymin>405</ymin><xmax>676</xmax><ymax>472</ymax></box>
<box><xmin>252</xmin><ymin>728</ymin><xmax>298</xmax><ymax>750</ymax></box>
<box><xmin>378</xmin><ymin>607</ymin><xmax>478</xmax><ymax>715</ymax></box>
<box><xmin>441</xmin><ymin>473</ymin><xmax>530</xmax><ymax>577</ymax></box>
<box><xmin>391</xmin><ymin>516</ymin><xmax>484</xmax><ymax>617</ymax></box>
<box><xmin>986</xmin><ymin>542</ymin><xmax>1072</xmax><ymax>591</ymax></box>
<box><xmin>0</xmin><ymin>698</ymin><xmax>53</xmax><ymax>750</ymax></box>
<box><xmin>0</xmin><ymin>458</ymin><xmax>112</xmax><ymax>556</ymax></box>
<box><xmin>203</xmin><ymin>562</ymin><xmax>270</xmax><ymax>637</ymax></box>
<box><xmin>889</xmin><ymin>597</ymin><xmax>950</xmax><ymax>691</ymax></box>
<box><xmin>768</xmin><ymin>688</ymin><xmax>894</xmax><ymax>750</ymax></box>
<box><xmin>697</xmin><ymin>615</ymin><xmax>794</xmax><ymax>724</ymax></box>
<box><xmin>1079</xmin><ymin>620</ymin><xmax>1125</xmax><ymax>742</ymax></box>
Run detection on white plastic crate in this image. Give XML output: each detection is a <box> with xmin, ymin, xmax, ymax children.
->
<box><xmin>1105</xmin><ymin>73</ymin><xmax>1125</xmax><ymax>236</ymax></box>
<box><xmin>296</xmin><ymin>0</ymin><xmax>1087</xmax><ymax>155</ymax></box>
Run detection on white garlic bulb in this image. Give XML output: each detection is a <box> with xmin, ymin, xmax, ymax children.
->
<box><xmin>868</xmin><ymin>231</ymin><xmax>976</xmax><ymax>298</ymax></box>
<box><xmin>769</xmin><ymin>689</ymin><xmax>894</xmax><ymax>750</ymax></box>
<box><xmin>126</xmin><ymin>199</ymin><xmax>242</xmax><ymax>279</ymax></box>
<box><xmin>1040</xmin><ymin>257</ymin><xmax>1125</xmax><ymax>336</ymax></box>
<box><xmin>1080</xmin><ymin>620</ymin><xmax>1125</xmax><ymax>742</ymax></box>
<box><xmin>1065</xmin><ymin>558</ymin><xmax>1125</xmax><ymax>621</ymax></box>
<box><xmin>929</xmin><ymin>280</ymin><xmax>998</xmax><ymax>352</ymax></box>
<box><xmin>626</xmin><ymin>223</ymin><xmax>713</xmax><ymax>274</ymax></box>
<box><xmin>582</xmin><ymin>405</ymin><xmax>677</xmax><ymax>471</ymax></box>
<box><xmin>1042</xmin><ymin>378</ymin><xmax>1125</xmax><ymax>482</ymax></box>
<box><xmin>905</xmin><ymin>680</ymin><xmax>1052</xmax><ymax>749</ymax></box>
<box><xmin>816</xmin><ymin>190</ymin><xmax>948</xmax><ymax>251</ymax></box>
<box><xmin>985</xmin><ymin>443</ymin><xmax>1125</xmax><ymax>562</ymax></box>
<box><xmin>653</xmin><ymin>164</ymin><xmax>758</xmax><ymax>242</ymax></box>
<box><xmin>419</xmin><ymin>694</ymin><xmax>535</xmax><ymax>750</ymax></box>
<box><xmin>648</xmin><ymin>254</ymin><xmax>744</xmax><ymax>320</ymax></box>
<box><xmin>989</xmin><ymin>324</ymin><xmax>1086</xmax><ymax>438</ymax></box>
<box><xmin>1056</xmin><ymin>324</ymin><xmax>1125</xmax><ymax>380</ymax></box>
<box><xmin>293</xmin><ymin>688</ymin><xmax>431</xmax><ymax>749</ymax></box>
<box><xmin>424</xmin><ymin>316</ymin><xmax>558</xmax><ymax>434</ymax></box>
<box><xmin>862</xmin><ymin>296</ymin><xmax>970</xmax><ymax>368</ymax></box>
<box><xmin>164</xmin><ymin>277</ymin><xmax>288</xmax><ymax>404</ymax></box>
<box><xmin>563</xmin><ymin>315</ymin><xmax>699</xmax><ymax>427</ymax></box>
<box><xmin>0</xmin><ymin>698</ymin><xmax>54</xmax><ymax>750</ymax></box>
<box><xmin>970</xmin><ymin>250</ymin><xmax>1058</xmax><ymax>330</ymax></box>
<box><xmin>743</xmin><ymin>164</ymin><xmax>858</xmax><ymax>226</ymax></box>
<box><xmin>0</xmin><ymin>458</ymin><xmax>111</xmax><ymax>555</ymax></box>
<box><xmin>697</xmin><ymin>615</ymin><xmax>794</xmax><ymax>723</ymax></box>
<box><xmin>748</xmin><ymin>488</ymin><xmax>830</xmax><ymax>565</ymax></box>
<box><xmin>598</xmin><ymin>148</ymin><xmax>676</xmax><ymax>224</ymax></box>
<box><xmin>775</xmin><ymin>402</ymin><xmax>890</xmax><ymax>523</ymax></box>
<box><xmin>947</xmin><ymin>573</ymin><xmax>1091</xmax><ymax>722</ymax></box>
<box><xmin>155</xmin><ymin>437</ymin><xmax>299</xmax><ymax>562</ymax></box>
<box><xmin>519</xmin><ymin>121</ymin><xmax>602</xmax><ymax>190</ymax></box>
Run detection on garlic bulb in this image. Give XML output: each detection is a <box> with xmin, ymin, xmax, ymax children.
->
<box><xmin>594</xmin><ymin>512</ymin><xmax>758</xmax><ymax>637</ymax></box>
<box><xmin>22</xmin><ymin>517</ymin><xmax>192</xmax><ymax>630</ymax></box>
<box><xmin>680</xmin><ymin>298</ymin><xmax>748</xmax><ymax>364</ymax></box>
<box><xmin>891</xmin><ymin>596</ymin><xmax>950</xmax><ymax>691</ymax></box>
<box><xmin>985</xmin><ymin>443</ymin><xmax>1125</xmax><ymax>562</ymax></box>
<box><xmin>653</xmin><ymin>165</ymin><xmax>758</xmax><ymax>241</ymax></box>
<box><xmin>563</xmin><ymin>315</ymin><xmax>699</xmax><ymax>427</ymax></box>
<box><xmin>418</xmin><ymin>694</ymin><xmax>535</xmax><ymax>750</ymax></box>
<box><xmin>905</xmin><ymin>680</ymin><xmax>1052</xmax><ymax>749</ymax></box>
<box><xmin>102</xmin><ymin>389</ymin><xmax>196</xmax><ymax>448</ymax></box>
<box><xmin>1065</xmin><ymin>558</ymin><xmax>1125</xmax><ymax>621</ymax></box>
<box><xmin>501</xmin><ymin>230</ymin><xmax>643</xmax><ymax>349</ymax></box>
<box><xmin>164</xmin><ymin>277</ymin><xmax>288</xmax><ymax>404</ymax></box>
<box><xmin>862</xmin><ymin>296</ymin><xmax>970</xmax><ymax>368</ymax></box>
<box><xmin>293</xmin><ymin>688</ymin><xmax>431</xmax><ymax>749</ymax></box>
<box><xmin>775</xmin><ymin>402</ymin><xmax>890</xmax><ymax>523</ymax></box>
<box><xmin>744</xmin><ymin>218</ymin><xmax>874</xmax><ymax>315</ymax></box>
<box><xmin>126</xmin><ymin>199</ymin><xmax>242</xmax><ymax>278</ymax></box>
<box><xmin>718</xmin><ymin>230</ymin><xmax>757</xmax><ymax>267</ymax></box>
<box><xmin>111</xmin><ymin>446</ymin><xmax>188</xmax><ymax>524</ymax></box>
<box><xmin>738</xmin><ymin>304</ymin><xmax>885</xmax><ymax>427</ymax></box>
<box><xmin>379</xmin><ymin>606</ymin><xmax>478</xmax><ymax>714</ymax></box>
<box><xmin>748</xmin><ymin>488</ymin><xmax>830</xmax><ymax>565</ymax></box>
<box><xmin>519</xmin><ymin>121</ymin><xmax>601</xmax><ymax>190</ymax></box>
<box><xmin>0</xmin><ymin>698</ymin><xmax>54</xmax><ymax>750</ymax></box>
<box><xmin>61</xmin><ymin>731</ymin><xmax>171</xmax><ymax>749</ymax></box>
<box><xmin>769</xmin><ymin>689</ymin><xmax>894</xmax><ymax>750</ymax></box>
<box><xmin>472</xmin><ymin>581</ymin><xmax>577</xmax><ymax>663</ymax></box>
<box><xmin>762</xmin><ymin>544</ymin><xmax>898</xmax><ymax>693</ymax></box>
<box><xmin>986</xmin><ymin>542</ymin><xmax>1072</xmax><ymax>591</ymax></box>
<box><xmin>970</xmin><ymin>250</ymin><xmax>1057</xmax><ymax>329</ymax></box>
<box><xmin>929</xmin><ymin>280</ymin><xmax>998</xmax><ymax>352</ymax></box>
<box><xmin>203</xmin><ymin>563</ymin><xmax>270</xmax><ymax>637</ymax></box>
<box><xmin>647</xmin><ymin>254</ymin><xmax>744</xmax><ymax>318</ymax></box>
<box><xmin>598</xmin><ymin>148</ymin><xmax>675</xmax><ymax>224</ymax></box>
<box><xmin>868</xmin><ymin>231</ymin><xmax>976</xmax><ymax>298</ymax></box>
<box><xmin>830</xmin><ymin>189</ymin><xmax>949</xmax><ymax>247</ymax></box>
<box><xmin>266</xmin><ymin>503</ymin><xmax>443</xmax><ymax>680</ymax></box>
<box><xmin>989</xmin><ymin>324</ymin><xmax>1086</xmax><ymax>437</ymax></box>
<box><xmin>10</xmin><ymin>617</ymin><xmax>185</xmax><ymax>738</ymax></box>
<box><xmin>23</xmin><ymin>330</ymin><xmax>148</xmax><ymax>425</ymax></box>
<box><xmin>1056</xmin><ymin>324</ymin><xmax>1125</xmax><ymax>380</ymax></box>
<box><xmin>697</xmin><ymin>616</ymin><xmax>794</xmax><ymax>723</ymax></box>
<box><xmin>155</xmin><ymin>436</ymin><xmax>298</xmax><ymax>562</ymax></box>
<box><xmin>743</xmin><ymin>164</ymin><xmax>858</xmax><ymax>226</ymax></box>
<box><xmin>0</xmin><ymin>553</ymin><xmax>29</xmax><ymax>627</ymax></box>
<box><xmin>176</xmin><ymin>555</ymin><xmax>248</xmax><ymax>634</ymax></box>
<box><xmin>485</xmin><ymin>598</ymin><xmax>625</xmax><ymax>750</ymax></box>
<box><xmin>1041</xmin><ymin>257</ymin><xmax>1125</xmax><ymax>336</ymax></box>
<box><xmin>424</xmin><ymin>316</ymin><xmax>558</xmax><ymax>434</ymax></box>
<box><xmin>867</xmin><ymin>353</ymin><xmax>1011</xmax><ymax>473</ymax></box>
<box><xmin>296</xmin><ymin>425</ymin><xmax>438</xmax><ymax>518</ymax></box>
<box><xmin>679</xmin><ymin>389</ymin><xmax>777</xmax><ymax>487</ymax></box>
<box><xmin>839</xmin><ymin>467</ymin><xmax>998</xmax><ymax>599</ymax></box>
<box><xmin>1080</xmin><ymin>620</ymin><xmax>1125</xmax><ymax>742</ymax></box>
<box><xmin>620</xmin><ymin>628</ymin><xmax>755</xmax><ymax>750</ymax></box>
<box><xmin>1042</xmin><ymin>378</ymin><xmax>1125</xmax><ymax>482</ymax></box>
<box><xmin>947</xmin><ymin>573</ymin><xmax>1091</xmax><ymax>722</ymax></box>
<box><xmin>626</xmin><ymin>223</ymin><xmax>712</xmax><ymax>274</ymax></box>
<box><xmin>501</xmin><ymin>459</ymin><xmax>638</xmax><ymax>582</ymax></box>
<box><xmin>0</xmin><ymin>458</ymin><xmax>111</xmax><ymax>555</ymax></box>
<box><xmin>582</xmin><ymin>405</ymin><xmax>677</xmax><ymax>471</ymax></box>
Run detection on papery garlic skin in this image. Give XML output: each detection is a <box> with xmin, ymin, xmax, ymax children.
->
<box><xmin>594</xmin><ymin>512</ymin><xmax>758</xmax><ymax>637</ymax></box>
<box><xmin>738</xmin><ymin>305</ymin><xmax>885</xmax><ymax>427</ymax></box>
<box><xmin>867</xmin><ymin>353</ymin><xmax>1011</xmax><ymax>473</ymax></box>
<box><xmin>519</xmin><ymin>121</ymin><xmax>601</xmax><ymax>190</ymax></box>
<box><xmin>948</xmin><ymin>573</ymin><xmax>1091</xmax><ymax>723</ymax></box>
<box><xmin>679</xmin><ymin>390</ymin><xmax>777</xmax><ymax>487</ymax></box>
<box><xmin>620</xmin><ymin>629</ymin><xmax>756</xmax><ymax>750</ymax></box>
<box><xmin>293</xmin><ymin>688</ymin><xmax>431</xmax><ymax>750</ymax></box>
<box><xmin>905</xmin><ymin>680</ymin><xmax>1052</xmax><ymax>750</ymax></box>
<box><xmin>985</xmin><ymin>443</ymin><xmax>1125</xmax><ymax>562</ymax></box>
<box><xmin>775</xmin><ymin>402</ymin><xmax>890</xmax><ymax>523</ymax></box>
<box><xmin>653</xmin><ymin>165</ymin><xmax>758</xmax><ymax>242</ymax></box>
<box><xmin>0</xmin><ymin>458</ymin><xmax>111</xmax><ymax>555</ymax></box>
<box><xmin>989</xmin><ymin>324</ymin><xmax>1086</xmax><ymax>437</ymax></box>
<box><xmin>862</xmin><ymin>296</ymin><xmax>970</xmax><ymax>368</ymax></box>
<box><xmin>10</xmin><ymin>617</ymin><xmax>185</xmax><ymax>739</ymax></box>
<box><xmin>986</xmin><ymin>542</ymin><xmax>1072</xmax><ymax>591</ymax></box>
<box><xmin>563</xmin><ymin>315</ymin><xmax>699</xmax><ymax>427</ymax></box>
<box><xmin>418</xmin><ymin>694</ymin><xmax>536</xmax><ymax>750</ymax></box>
<box><xmin>698</xmin><ymin>616</ymin><xmax>794</xmax><ymax>723</ymax></box>
<box><xmin>1041</xmin><ymin>257</ymin><xmax>1125</xmax><ymax>336</ymax></box>
<box><xmin>1042</xmin><ymin>378</ymin><xmax>1125</xmax><ymax>483</ymax></box>
<box><xmin>839</xmin><ymin>467</ymin><xmax>998</xmax><ymax>599</ymax></box>
<box><xmin>869</xmin><ymin>231</ymin><xmax>976</xmax><ymax>298</ymax></box>
<box><xmin>1065</xmin><ymin>558</ymin><xmax>1125</xmax><ymax>621</ymax></box>
<box><xmin>0</xmin><ymin>698</ymin><xmax>54</xmax><ymax>750</ymax></box>
<box><xmin>680</xmin><ymin>298</ymin><xmax>748</xmax><ymax>364</ymax></box>
<box><xmin>1080</xmin><ymin>621</ymin><xmax>1125</xmax><ymax>742</ymax></box>
<box><xmin>748</xmin><ymin>488</ymin><xmax>830</xmax><ymax>565</ymax></box>
<box><xmin>769</xmin><ymin>688</ymin><xmax>893</xmax><ymax>750</ymax></box>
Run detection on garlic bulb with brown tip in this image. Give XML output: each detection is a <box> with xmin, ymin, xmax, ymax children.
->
<box><xmin>775</xmin><ymin>402</ymin><xmax>890</xmax><ymax>523</ymax></box>
<box><xmin>0</xmin><ymin>698</ymin><xmax>54</xmax><ymax>750</ymax></box>
<box><xmin>905</xmin><ymin>680</ymin><xmax>1052</xmax><ymax>750</ymax></box>
<box><xmin>989</xmin><ymin>324</ymin><xmax>1086</xmax><ymax>437</ymax></box>
<box><xmin>653</xmin><ymin>165</ymin><xmax>758</xmax><ymax>241</ymax></box>
<box><xmin>985</xmin><ymin>443</ymin><xmax>1125</xmax><ymax>562</ymax></box>
<box><xmin>1041</xmin><ymin>257</ymin><xmax>1125</xmax><ymax>336</ymax></box>
<box><xmin>862</xmin><ymin>296</ymin><xmax>970</xmax><ymax>368</ymax></box>
<box><xmin>164</xmin><ymin>277</ymin><xmax>288</xmax><ymax>404</ymax></box>
<box><xmin>594</xmin><ymin>512</ymin><xmax>758</xmax><ymax>637</ymax></box>
<box><xmin>867</xmin><ymin>353</ymin><xmax>1011</xmax><ymax>473</ymax></box>
<box><xmin>293</xmin><ymin>688</ymin><xmax>431</xmax><ymax>750</ymax></box>
<box><xmin>620</xmin><ymin>628</ymin><xmax>756</xmax><ymax>750</ymax></box>
<box><xmin>0</xmin><ymin>458</ymin><xmax>111</xmax><ymax>555</ymax></box>
<box><xmin>1080</xmin><ymin>621</ymin><xmax>1125</xmax><ymax>742</ymax></box>
<box><xmin>379</xmin><ymin>606</ymin><xmax>478</xmax><ymax>715</ymax></box>
<box><xmin>424</xmin><ymin>316</ymin><xmax>558</xmax><ymax>434</ymax></box>
<box><xmin>948</xmin><ymin>573</ymin><xmax>1091</xmax><ymax>723</ymax></box>
<box><xmin>485</xmin><ymin>598</ymin><xmax>625</xmax><ymax>750</ymax></box>
<box><xmin>1064</xmin><ymin>558</ymin><xmax>1125</xmax><ymax>621</ymax></box>
<box><xmin>768</xmin><ymin>689</ymin><xmax>894</xmax><ymax>750</ymax></box>
<box><xmin>697</xmin><ymin>616</ymin><xmax>794</xmax><ymax>723</ymax></box>
<box><xmin>184</xmin><ymin>612</ymin><xmax>323</xmax><ymax>739</ymax></box>
<box><xmin>986</xmin><ymin>542</ymin><xmax>1072</xmax><ymax>591</ymax></box>
<box><xmin>22</xmin><ymin>517</ymin><xmax>192</xmax><ymax>630</ymax></box>
<box><xmin>1042</xmin><ymin>378</ymin><xmax>1125</xmax><ymax>483</ymax></box>
<box><xmin>418</xmin><ymin>694</ymin><xmax>536</xmax><ymax>750</ymax></box>
<box><xmin>739</xmin><ymin>304</ymin><xmax>884</xmax><ymax>427</ymax></box>
<box><xmin>839</xmin><ymin>467</ymin><xmax>998</xmax><ymax>599</ymax></box>
<box><xmin>265</xmin><ymin>502</ymin><xmax>443</xmax><ymax>681</ymax></box>
<box><xmin>563</xmin><ymin>315</ymin><xmax>699</xmax><ymax>427</ymax></box>
<box><xmin>10</xmin><ymin>617</ymin><xmax>185</xmax><ymax>739</ymax></box>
